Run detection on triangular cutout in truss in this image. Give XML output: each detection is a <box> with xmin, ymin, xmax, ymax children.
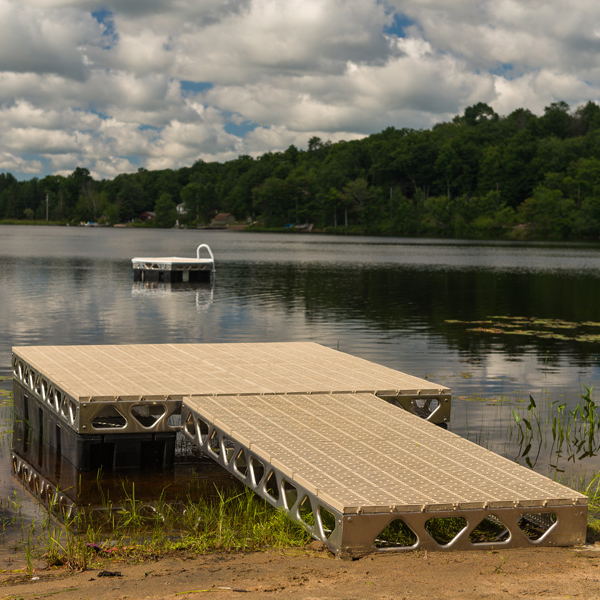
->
<box><xmin>234</xmin><ymin>449</ymin><xmax>248</xmax><ymax>478</ymax></box>
<box><xmin>374</xmin><ymin>518</ymin><xmax>418</xmax><ymax>549</ymax></box>
<box><xmin>131</xmin><ymin>404</ymin><xmax>165</xmax><ymax>428</ymax></box>
<box><xmin>517</xmin><ymin>513</ymin><xmax>557</xmax><ymax>541</ymax></box>
<box><xmin>317</xmin><ymin>505</ymin><xmax>337</xmax><ymax>540</ymax></box>
<box><xmin>249</xmin><ymin>456</ymin><xmax>265</xmax><ymax>486</ymax></box>
<box><xmin>91</xmin><ymin>405</ymin><xmax>127</xmax><ymax>429</ymax></box>
<box><xmin>282</xmin><ymin>480</ymin><xmax>298</xmax><ymax>510</ymax></box>
<box><xmin>265</xmin><ymin>471</ymin><xmax>279</xmax><ymax>501</ymax></box>
<box><xmin>425</xmin><ymin>517</ymin><xmax>467</xmax><ymax>546</ymax></box>
<box><xmin>469</xmin><ymin>516</ymin><xmax>510</xmax><ymax>544</ymax></box>
<box><xmin>298</xmin><ymin>496</ymin><xmax>315</xmax><ymax>527</ymax></box>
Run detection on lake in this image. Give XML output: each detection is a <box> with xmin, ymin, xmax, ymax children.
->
<box><xmin>2</xmin><ymin>224</ymin><xmax>600</xmax><ymax>533</ymax></box>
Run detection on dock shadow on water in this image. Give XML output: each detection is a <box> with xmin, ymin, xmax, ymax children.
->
<box><xmin>0</xmin><ymin>377</ymin><xmax>309</xmax><ymax>574</ymax></box>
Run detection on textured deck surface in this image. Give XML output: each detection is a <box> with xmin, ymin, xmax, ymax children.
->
<box><xmin>132</xmin><ymin>257</ymin><xmax>213</xmax><ymax>265</ymax></box>
<box><xmin>12</xmin><ymin>343</ymin><xmax>448</xmax><ymax>403</ymax></box>
<box><xmin>183</xmin><ymin>392</ymin><xmax>586</xmax><ymax>515</ymax></box>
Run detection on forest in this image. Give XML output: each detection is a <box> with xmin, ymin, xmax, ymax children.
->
<box><xmin>3</xmin><ymin>100</ymin><xmax>600</xmax><ymax>240</ymax></box>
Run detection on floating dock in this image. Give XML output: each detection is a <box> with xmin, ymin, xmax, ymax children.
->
<box><xmin>181</xmin><ymin>392</ymin><xmax>587</xmax><ymax>558</ymax></box>
<box><xmin>132</xmin><ymin>243</ymin><xmax>215</xmax><ymax>283</ymax></box>
<box><xmin>11</xmin><ymin>342</ymin><xmax>449</xmax><ymax>468</ymax></box>
<box><xmin>10</xmin><ymin>341</ymin><xmax>587</xmax><ymax>558</ymax></box>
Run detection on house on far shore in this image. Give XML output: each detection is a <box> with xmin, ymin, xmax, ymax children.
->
<box><xmin>210</xmin><ymin>213</ymin><xmax>236</xmax><ymax>228</ymax></box>
<box><xmin>140</xmin><ymin>211</ymin><xmax>155</xmax><ymax>222</ymax></box>
<box><xmin>176</xmin><ymin>203</ymin><xmax>188</xmax><ymax>216</ymax></box>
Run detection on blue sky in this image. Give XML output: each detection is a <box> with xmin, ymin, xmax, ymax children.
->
<box><xmin>1</xmin><ymin>0</ymin><xmax>600</xmax><ymax>180</ymax></box>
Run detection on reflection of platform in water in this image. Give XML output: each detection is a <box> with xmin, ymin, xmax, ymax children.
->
<box><xmin>181</xmin><ymin>392</ymin><xmax>587</xmax><ymax>558</ymax></box>
<box><xmin>131</xmin><ymin>280</ymin><xmax>214</xmax><ymax>309</ymax></box>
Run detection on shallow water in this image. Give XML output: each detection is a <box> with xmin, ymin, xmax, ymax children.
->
<box><xmin>1</xmin><ymin>225</ymin><xmax>600</xmax><ymax>560</ymax></box>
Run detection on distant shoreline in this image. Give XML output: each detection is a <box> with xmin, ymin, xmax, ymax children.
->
<box><xmin>3</xmin><ymin>219</ymin><xmax>600</xmax><ymax>245</ymax></box>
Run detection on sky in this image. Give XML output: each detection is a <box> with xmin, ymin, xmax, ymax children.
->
<box><xmin>2</xmin><ymin>0</ymin><xmax>600</xmax><ymax>181</ymax></box>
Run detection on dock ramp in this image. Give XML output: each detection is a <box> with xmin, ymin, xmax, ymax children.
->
<box><xmin>182</xmin><ymin>392</ymin><xmax>587</xmax><ymax>559</ymax></box>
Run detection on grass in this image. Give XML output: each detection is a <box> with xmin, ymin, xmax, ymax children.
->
<box><xmin>17</xmin><ymin>484</ymin><xmax>313</xmax><ymax>571</ymax></box>
<box><xmin>457</xmin><ymin>386</ymin><xmax>600</xmax><ymax>543</ymax></box>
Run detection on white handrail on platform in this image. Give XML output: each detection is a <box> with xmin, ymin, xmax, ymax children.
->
<box><xmin>196</xmin><ymin>244</ymin><xmax>215</xmax><ymax>271</ymax></box>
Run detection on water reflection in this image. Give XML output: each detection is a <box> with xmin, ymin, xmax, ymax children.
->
<box><xmin>131</xmin><ymin>281</ymin><xmax>214</xmax><ymax>310</ymax></box>
<box><xmin>11</xmin><ymin>407</ymin><xmax>240</xmax><ymax>525</ymax></box>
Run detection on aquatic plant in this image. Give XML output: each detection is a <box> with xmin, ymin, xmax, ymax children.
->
<box><xmin>509</xmin><ymin>387</ymin><xmax>600</xmax><ymax>471</ymax></box>
<box><xmin>445</xmin><ymin>316</ymin><xmax>600</xmax><ymax>344</ymax></box>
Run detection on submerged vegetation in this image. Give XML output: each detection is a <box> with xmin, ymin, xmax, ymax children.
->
<box><xmin>4</xmin><ymin>101</ymin><xmax>600</xmax><ymax>239</ymax></box>
<box><xmin>446</xmin><ymin>316</ymin><xmax>600</xmax><ymax>344</ymax></box>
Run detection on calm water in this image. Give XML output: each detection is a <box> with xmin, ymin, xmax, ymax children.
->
<box><xmin>2</xmin><ymin>224</ymin><xmax>600</xmax><ymax>536</ymax></box>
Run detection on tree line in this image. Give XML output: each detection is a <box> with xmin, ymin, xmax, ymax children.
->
<box><xmin>3</xmin><ymin>100</ymin><xmax>600</xmax><ymax>240</ymax></box>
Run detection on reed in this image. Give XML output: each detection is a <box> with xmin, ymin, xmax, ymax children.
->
<box><xmin>509</xmin><ymin>386</ymin><xmax>600</xmax><ymax>471</ymax></box>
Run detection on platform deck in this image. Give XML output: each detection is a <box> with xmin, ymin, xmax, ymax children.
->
<box><xmin>131</xmin><ymin>257</ymin><xmax>214</xmax><ymax>265</ymax></box>
<box><xmin>12</xmin><ymin>343</ymin><xmax>450</xmax><ymax>435</ymax></box>
<box><xmin>181</xmin><ymin>392</ymin><xmax>587</xmax><ymax>557</ymax></box>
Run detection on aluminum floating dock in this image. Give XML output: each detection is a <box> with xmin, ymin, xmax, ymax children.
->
<box><xmin>10</xmin><ymin>341</ymin><xmax>587</xmax><ymax>558</ymax></box>
<box><xmin>11</xmin><ymin>342</ymin><xmax>449</xmax><ymax>468</ymax></box>
<box><xmin>181</xmin><ymin>392</ymin><xmax>587</xmax><ymax>558</ymax></box>
<box><xmin>132</xmin><ymin>243</ymin><xmax>215</xmax><ymax>282</ymax></box>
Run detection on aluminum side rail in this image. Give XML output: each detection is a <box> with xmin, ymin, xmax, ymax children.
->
<box><xmin>181</xmin><ymin>392</ymin><xmax>586</xmax><ymax>559</ymax></box>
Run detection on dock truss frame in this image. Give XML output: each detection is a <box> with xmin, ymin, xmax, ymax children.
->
<box><xmin>181</xmin><ymin>393</ymin><xmax>587</xmax><ymax>559</ymax></box>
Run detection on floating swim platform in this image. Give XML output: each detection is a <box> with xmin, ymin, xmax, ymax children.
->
<box><xmin>132</xmin><ymin>243</ymin><xmax>215</xmax><ymax>282</ymax></box>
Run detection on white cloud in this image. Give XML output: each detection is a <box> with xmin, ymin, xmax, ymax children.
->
<box><xmin>0</xmin><ymin>0</ymin><xmax>100</xmax><ymax>80</ymax></box>
<box><xmin>0</xmin><ymin>152</ymin><xmax>42</xmax><ymax>173</ymax></box>
<box><xmin>1</xmin><ymin>0</ymin><xmax>600</xmax><ymax>179</ymax></box>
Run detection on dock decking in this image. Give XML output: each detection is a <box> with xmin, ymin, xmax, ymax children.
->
<box><xmin>182</xmin><ymin>392</ymin><xmax>587</xmax><ymax>557</ymax></box>
<box><xmin>12</xmin><ymin>342</ymin><xmax>451</xmax><ymax>437</ymax></box>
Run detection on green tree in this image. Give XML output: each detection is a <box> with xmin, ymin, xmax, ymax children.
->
<box><xmin>518</xmin><ymin>186</ymin><xmax>575</xmax><ymax>238</ymax></box>
<box><xmin>154</xmin><ymin>193</ymin><xmax>177</xmax><ymax>228</ymax></box>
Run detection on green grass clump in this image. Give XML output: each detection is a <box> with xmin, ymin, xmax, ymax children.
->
<box><xmin>38</xmin><ymin>485</ymin><xmax>312</xmax><ymax>570</ymax></box>
<box><xmin>510</xmin><ymin>387</ymin><xmax>600</xmax><ymax>470</ymax></box>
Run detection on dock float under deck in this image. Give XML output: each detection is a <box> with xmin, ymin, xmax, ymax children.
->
<box><xmin>181</xmin><ymin>392</ymin><xmax>587</xmax><ymax>558</ymax></box>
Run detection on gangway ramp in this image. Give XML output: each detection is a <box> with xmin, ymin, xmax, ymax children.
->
<box><xmin>182</xmin><ymin>392</ymin><xmax>587</xmax><ymax>558</ymax></box>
